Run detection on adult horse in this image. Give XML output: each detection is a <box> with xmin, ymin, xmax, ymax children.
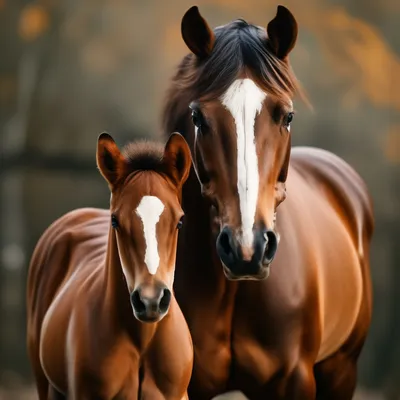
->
<box><xmin>27</xmin><ymin>133</ymin><xmax>193</xmax><ymax>399</ymax></box>
<box><xmin>162</xmin><ymin>5</ymin><xmax>374</xmax><ymax>399</ymax></box>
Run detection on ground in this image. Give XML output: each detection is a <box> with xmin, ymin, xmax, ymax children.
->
<box><xmin>0</xmin><ymin>386</ymin><xmax>386</xmax><ymax>400</ymax></box>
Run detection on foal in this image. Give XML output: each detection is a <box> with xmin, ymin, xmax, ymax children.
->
<box><xmin>27</xmin><ymin>133</ymin><xmax>193</xmax><ymax>399</ymax></box>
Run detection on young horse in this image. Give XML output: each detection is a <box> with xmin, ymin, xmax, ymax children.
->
<box><xmin>26</xmin><ymin>133</ymin><xmax>193</xmax><ymax>399</ymax></box>
<box><xmin>162</xmin><ymin>5</ymin><xmax>374</xmax><ymax>400</ymax></box>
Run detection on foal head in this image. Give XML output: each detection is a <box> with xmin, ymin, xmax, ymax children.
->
<box><xmin>170</xmin><ymin>5</ymin><xmax>301</xmax><ymax>280</ymax></box>
<box><xmin>97</xmin><ymin>132</ymin><xmax>191</xmax><ymax>322</ymax></box>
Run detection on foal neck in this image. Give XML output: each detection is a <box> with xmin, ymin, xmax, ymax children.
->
<box><xmin>102</xmin><ymin>226</ymin><xmax>158</xmax><ymax>347</ymax></box>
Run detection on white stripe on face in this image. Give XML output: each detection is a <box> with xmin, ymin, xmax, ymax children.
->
<box><xmin>221</xmin><ymin>78</ymin><xmax>266</xmax><ymax>247</ymax></box>
<box><xmin>136</xmin><ymin>196</ymin><xmax>165</xmax><ymax>275</ymax></box>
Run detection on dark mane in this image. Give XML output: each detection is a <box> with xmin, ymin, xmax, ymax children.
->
<box><xmin>162</xmin><ymin>18</ymin><xmax>304</xmax><ymax>136</ymax></box>
<box><xmin>122</xmin><ymin>140</ymin><xmax>165</xmax><ymax>175</ymax></box>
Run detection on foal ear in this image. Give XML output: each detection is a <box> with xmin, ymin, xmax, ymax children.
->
<box><xmin>163</xmin><ymin>133</ymin><xmax>192</xmax><ymax>188</ymax></box>
<box><xmin>181</xmin><ymin>6</ymin><xmax>215</xmax><ymax>58</ymax></box>
<box><xmin>267</xmin><ymin>5</ymin><xmax>298</xmax><ymax>60</ymax></box>
<box><xmin>96</xmin><ymin>133</ymin><xmax>126</xmax><ymax>189</ymax></box>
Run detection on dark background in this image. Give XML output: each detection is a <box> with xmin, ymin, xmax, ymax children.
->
<box><xmin>0</xmin><ymin>0</ymin><xmax>399</xmax><ymax>399</ymax></box>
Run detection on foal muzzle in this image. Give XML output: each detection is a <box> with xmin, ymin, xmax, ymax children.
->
<box><xmin>130</xmin><ymin>282</ymin><xmax>171</xmax><ymax>322</ymax></box>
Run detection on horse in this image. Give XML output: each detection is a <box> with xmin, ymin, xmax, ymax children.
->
<box><xmin>161</xmin><ymin>5</ymin><xmax>374</xmax><ymax>399</ymax></box>
<box><xmin>26</xmin><ymin>132</ymin><xmax>193</xmax><ymax>399</ymax></box>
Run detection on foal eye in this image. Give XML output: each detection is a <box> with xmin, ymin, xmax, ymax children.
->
<box><xmin>284</xmin><ymin>112</ymin><xmax>294</xmax><ymax>128</ymax></box>
<box><xmin>111</xmin><ymin>214</ymin><xmax>119</xmax><ymax>229</ymax></box>
<box><xmin>177</xmin><ymin>216</ymin><xmax>184</xmax><ymax>230</ymax></box>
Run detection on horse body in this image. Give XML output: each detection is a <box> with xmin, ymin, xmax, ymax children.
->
<box><xmin>162</xmin><ymin>7</ymin><xmax>373</xmax><ymax>398</ymax></box>
<box><xmin>173</xmin><ymin>148</ymin><xmax>372</xmax><ymax>399</ymax></box>
<box><xmin>27</xmin><ymin>134</ymin><xmax>193</xmax><ymax>399</ymax></box>
<box><xmin>231</xmin><ymin>147</ymin><xmax>372</xmax><ymax>397</ymax></box>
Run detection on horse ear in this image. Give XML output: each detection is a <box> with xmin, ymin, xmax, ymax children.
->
<box><xmin>181</xmin><ymin>6</ymin><xmax>215</xmax><ymax>58</ymax></box>
<box><xmin>267</xmin><ymin>5</ymin><xmax>298</xmax><ymax>60</ymax></box>
<box><xmin>96</xmin><ymin>133</ymin><xmax>126</xmax><ymax>189</ymax></box>
<box><xmin>163</xmin><ymin>132</ymin><xmax>192</xmax><ymax>188</ymax></box>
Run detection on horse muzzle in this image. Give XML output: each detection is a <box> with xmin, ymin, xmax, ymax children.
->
<box><xmin>216</xmin><ymin>226</ymin><xmax>278</xmax><ymax>280</ymax></box>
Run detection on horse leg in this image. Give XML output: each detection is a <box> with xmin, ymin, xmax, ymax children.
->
<box><xmin>252</xmin><ymin>361</ymin><xmax>316</xmax><ymax>400</ymax></box>
<box><xmin>47</xmin><ymin>385</ymin><xmax>66</xmax><ymax>400</ymax></box>
<box><xmin>314</xmin><ymin>351</ymin><xmax>357</xmax><ymax>400</ymax></box>
<box><xmin>314</xmin><ymin>251</ymin><xmax>371</xmax><ymax>400</ymax></box>
<box><xmin>31</xmin><ymin>366</ymin><xmax>49</xmax><ymax>400</ymax></box>
<box><xmin>282</xmin><ymin>361</ymin><xmax>316</xmax><ymax>400</ymax></box>
<box><xmin>27</xmin><ymin>338</ymin><xmax>49</xmax><ymax>400</ymax></box>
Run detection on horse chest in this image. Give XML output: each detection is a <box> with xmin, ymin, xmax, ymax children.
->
<box><xmin>229</xmin><ymin>310</ymin><xmax>281</xmax><ymax>387</ymax></box>
<box><xmin>187</xmin><ymin>303</ymin><xmax>287</xmax><ymax>396</ymax></box>
<box><xmin>180</xmin><ymin>297</ymin><xmax>235</xmax><ymax>396</ymax></box>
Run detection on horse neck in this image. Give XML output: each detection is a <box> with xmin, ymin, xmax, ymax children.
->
<box><xmin>162</xmin><ymin>98</ymin><xmax>239</xmax><ymax>328</ymax></box>
<box><xmin>102</xmin><ymin>227</ymin><xmax>158</xmax><ymax>347</ymax></box>
<box><xmin>166</xmin><ymin>112</ymin><xmax>233</xmax><ymax>287</ymax></box>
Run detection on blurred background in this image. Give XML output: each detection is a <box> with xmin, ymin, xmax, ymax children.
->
<box><xmin>0</xmin><ymin>0</ymin><xmax>398</xmax><ymax>399</ymax></box>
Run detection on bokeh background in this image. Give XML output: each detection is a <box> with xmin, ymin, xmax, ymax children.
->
<box><xmin>0</xmin><ymin>0</ymin><xmax>399</xmax><ymax>399</ymax></box>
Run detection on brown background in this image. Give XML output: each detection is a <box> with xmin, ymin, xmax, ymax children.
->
<box><xmin>0</xmin><ymin>0</ymin><xmax>399</xmax><ymax>398</ymax></box>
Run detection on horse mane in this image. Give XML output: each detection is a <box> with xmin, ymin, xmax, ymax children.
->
<box><xmin>122</xmin><ymin>140</ymin><xmax>165</xmax><ymax>175</ymax></box>
<box><xmin>162</xmin><ymin>18</ymin><xmax>304</xmax><ymax>136</ymax></box>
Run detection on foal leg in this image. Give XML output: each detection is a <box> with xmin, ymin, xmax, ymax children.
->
<box><xmin>314</xmin><ymin>351</ymin><xmax>357</xmax><ymax>400</ymax></box>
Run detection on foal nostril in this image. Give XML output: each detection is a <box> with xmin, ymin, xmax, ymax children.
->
<box><xmin>131</xmin><ymin>290</ymin><xmax>146</xmax><ymax>314</ymax></box>
<box><xmin>159</xmin><ymin>288</ymin><xmax>171</xmax><ymax>313</ymax></box>
<box><xmin>263</xmin><ymin>230</ymin><xmax>278</xmax><ymax>264</ymax></box>
<box><xmin>131</xmin><ymin>286</ymin><xmax>171</xmax><ymax>317</ymax></box>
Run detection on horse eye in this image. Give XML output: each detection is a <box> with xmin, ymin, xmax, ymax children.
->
<box><xmin>191</xmin><ymin>109</ymin><xmax>203</xmax><ymax>129</ymax></box>
<box><xmin>111</xmin><ymin>214</ymin><xmax>119</xmax><ymax>229</ymax></box>
<box><xmin>177</xmin><ymin>216</ymin><xmax>184</xmax><ymax>230</ymax></box>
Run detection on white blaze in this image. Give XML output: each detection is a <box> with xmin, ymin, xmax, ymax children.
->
<box><xmin>221</xmin><ymin>78</ymin><xmax>266</xmax><ymax>247</ymax></box>
<box><xmin>136</xmin><ymin>196</ymin><xmax>165</xmax><ymax>275</ymax></box>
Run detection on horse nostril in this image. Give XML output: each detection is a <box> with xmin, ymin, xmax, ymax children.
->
<box><xmin>219</xmin><ymin>230</ymin><xmax>232</xmax><ymax>256</ymax></box>
<box><xmin>131</xmin><ymin>290</ymin><xmax>146</xmax><ymax>314</ymax></box>
<box><xmin>216</xmin><ymin>227</ymin><xmax>239</xmax><ymax>269</ymax></box>
<box><xmin>159</xmin><ymin>288</ymin><xmax>171</xmax><ymax>313</ymax></box>
<box><xmin>263</xmin><ymin>230</ymin><xmax>278</xmax><ymax>264</ymax></box>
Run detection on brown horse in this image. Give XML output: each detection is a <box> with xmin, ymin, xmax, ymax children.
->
<box><xmin>162</xmin><ymin>5</ymin><xmax>374</xmax><ymax>399</ymax></box>
<box><xmin>26</xmin><ymin>133</ymin><xmax>193</xmax><ymax>399</ymax></box>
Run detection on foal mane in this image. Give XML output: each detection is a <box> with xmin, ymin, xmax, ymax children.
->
<box><xmin>122</xmin><ymin>140</ymin><xmax>165</xmax><ymax>176</ymax></box>
<box><xmin>162</xmin><ymin>18</ymin><xmax>304</xmax><ymax>136</ymax></box>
